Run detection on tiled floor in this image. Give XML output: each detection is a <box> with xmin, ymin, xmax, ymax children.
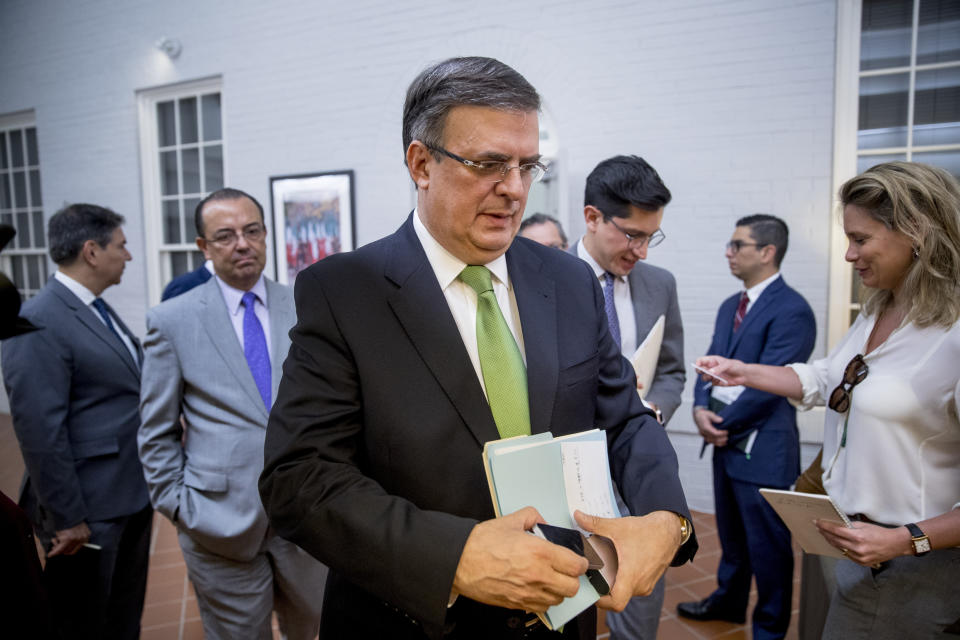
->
<box><xmin>2</xmin><ymin>413</ymin><xmax>800</xmax><ymax>638</ymax></box>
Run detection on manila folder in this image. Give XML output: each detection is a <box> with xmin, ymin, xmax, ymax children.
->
<box><xmin>759</xmin><ymin>488</ymin><xmax>852</xmax><ymax>558</ymax></box>
<box><xmin>630</xmin><ymin>315</ymin><xmax>664</xmax><ymax>399</ymax></box>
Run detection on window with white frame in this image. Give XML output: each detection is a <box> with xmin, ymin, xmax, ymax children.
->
<box><xmin>0</xmin><ymin>111</ymin><xmax>48</xmax><ymax>299</ymax></box>
<box><xmin>829</xmin><ymin>0</ymin><xmax>959</xmax><ymax>345</ymax></box>
<box><xmin>137</xmin><ymin>77</ymin><xmax>224</xmax><ymax>303</ymax></box>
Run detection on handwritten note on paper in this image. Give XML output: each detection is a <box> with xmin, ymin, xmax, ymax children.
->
<box><xmin>560</xmin><ymin>441</ymin><xmax>618</xmax><ymax>529</ymax></box>
<box><xmin>759</xmin><ymin>489</ymin><xmax>852</xmax><ymax>558</ymax></box>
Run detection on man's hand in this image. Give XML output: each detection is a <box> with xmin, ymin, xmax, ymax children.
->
<box><xmin>815</xmin><ymin>519</ymin><xmax>912</xmax><ymax>566</ymax></box>
<box><xmin>693</xmin><ymin>408</ymin><xmax>727</xmax><ymax>447</ymax></box>
<box><xmin>452</xmin><ymin>507</ymin><xmax>588</xmax><ymax>613</ymax></box>
<box><xmin>48</xmin><ymin>522</ymin><xmax>92</xmax><ymax>557</ymax></box>
<box><xmin>574</xmin><ymin>510</ymin><xmax>681</xmax><ymax>612</ymax></box>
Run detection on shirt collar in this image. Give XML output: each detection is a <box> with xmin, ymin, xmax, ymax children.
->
<box><xmin>745</xmin><ymin>271</ymin><xmax>780</xmax><ymax>303</ymax></box>
<box><xmin>215</xmin><ymin>274</ymin><xmax>268</xmax><ymax>316</ymax></box>
<box><xmin>576</xmin><ymin>239</ymin><xmax>622</xmax><ymax>282</ymax></box>
<box><xmin>413</xmin><ymin>209</ymin><xmax>511</xmax><ymax>290</ymax></box>
<box><xmin>54</xmin><ymin>270</ymin><xmax>98</xmax><ymax>305</ymax></box>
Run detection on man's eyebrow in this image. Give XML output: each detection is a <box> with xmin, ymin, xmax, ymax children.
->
<box><xmin>471</xmin><ymin>151</ymin><xmax>543</xmax><ymax>164</ymax></box>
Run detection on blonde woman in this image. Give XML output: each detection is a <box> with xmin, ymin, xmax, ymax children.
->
<box><xmin>695</xmin><ymin>162</ymin><xmax>960</xmax><ymax>638</ymax></box>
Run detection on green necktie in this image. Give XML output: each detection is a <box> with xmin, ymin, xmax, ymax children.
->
<box><xmin>459</xmin><ymin>266</ymin><xmax>531</xmax><ymax>439</ymax></box>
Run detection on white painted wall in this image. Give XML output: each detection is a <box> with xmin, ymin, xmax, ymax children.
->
<box><xmin>0</xmin><ymin>0</ymin><xmax>839</xmax><ymax>511</ymax></box>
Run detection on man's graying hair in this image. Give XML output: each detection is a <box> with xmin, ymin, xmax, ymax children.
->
<box><xmin>402</xmin><ymin>56</ymin><xmax>541</xmax><ymax>162</ymax></box>
<box><xmin>48</xmin><ymin>203</ymin><xmax>125</xmax><ymax>265</ymax></box>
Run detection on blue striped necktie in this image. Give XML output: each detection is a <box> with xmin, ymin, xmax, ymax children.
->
<box><xmin>241</xmin><ymin>292</ymin><xmax>271</xmax><ymax>409</ymax></box>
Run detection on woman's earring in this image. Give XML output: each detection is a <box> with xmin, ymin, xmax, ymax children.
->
<box><xmin>913</xmin><ymin>247</ymin><xmax>920</xmax><ymax>259</ymax></box>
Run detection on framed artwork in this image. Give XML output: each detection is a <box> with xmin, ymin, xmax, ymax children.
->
<box><xmin>269</xmin><ymin>170</ymin><xmax>356</xmax><ymax>284</ymax></box>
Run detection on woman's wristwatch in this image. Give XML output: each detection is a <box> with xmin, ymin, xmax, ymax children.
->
<box><xmin>905</xmin><ymin>523</ymin><xmax>930</xmax><ymax>556</ymax></box>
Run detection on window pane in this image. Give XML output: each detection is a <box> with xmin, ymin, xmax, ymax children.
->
<box><xmin>1</xmin><ymin>213</ymin><xmax>12</xmax><ymax>227</ymax></box>
<box><xmin>29</xmin><ymin>169</ymin><xmax>41</xmax><ymax>206</ymax></box>
<box><xmin>16</xmin><ymin>211</ymin><xmax>30</xmax><ymax>247</ymax></box>
<box><xmin>857</xmin><ymin>152</ymin><xmax>907</xmax><ymax>175</ymax></box>
<box><xmin>26</xmin><ymin>128</ymin><xmax>38</xmax><ymax>165</ymax></box>
<box><xmin>913</xmin><ymin>67</ymin><xmax>960</xmax><ymax>146</ymax></box>
<box><xmin>157</xmin><ymin>100</ymin><xmax>176</xmax><ymax>147</ymax></box>
<box><xmin>202</xmin><ymin>93</ymin><xmax>221</xmax><ymax>141</ymax></box>
<box><xmin>184</xmin><ymin>197</ymin><xmax>200</xmax><ymax>238</ymax></box>
<box><xmin>204</xmin><ymin>144</ymin><xmax>223</xmax><ymax>191</ymax></box>
<box><xmin>161</xmin><ymin>150</ymin><xmax>179</xmax><ymax>195</ymax></box>
<box><xmin>0</xmin><ymin>175</ymin><xmax>10</xmax><ymax>209</ymax></box>
<box><xmin>917</xmin><ymin>0</ymin><xmax>960</xmax><ymax>65</ymax></box>
<box><xmin>0</xmin><ymin>132</ymin><xmax>7</xmax><ymax>169</ymax></box>
<box><xmin>32</xmin><ymin>210</ymin><xmax>45</xmax><ymax>248</ymax></box>
<box><xmin>163</xmin><ymin>199</ymin><xmax>181</xmax><ymax>244</ymax></box>
<box><xmin>13</xmin><ymin>171</ymin><xmax>27</xmax><ymax>208</ymax></box>
<box><xmin>170</xmin><ymin>251</ymin><xmax>189</xmax><ymax>278</ymax></box>
<box><xmin>179</xmin><ymin>97</ymin><xmax>198</xmax><ymax>144</ymax></box>
<box><xmin>912</xmin><ymin>149</ymin><xmax>960</xmax><ymax>181</ymax></box>
<box><xmin>9</xmin><ymin>130</ymin><xmax>24</xmax><ymax>167</ymax></box>
<box><xmin>11</xmin><ymin>254</ymin><xmax>24</xmax><ymax>288</ymax></box>
<box><xmin>858</xmin><ymin>73</ymin><xmax>910</xmax><ymax>149</ymax></box>
<box><xmin>190</xmin><ymin>250</ymin><xmax>205</xmax><ymax>269</ymax></box>
<box><xmin>26</xmin><ymin>255</ymin><xmax>41</xmax><ymax>290</ymax></box>
<box><xmin>860</xmin><ymin>0</ymin><xmax>913</xmax><ymax>70</ymax></box>
<box><xmin>182</xmin><ymin>148</ymin><xmax>200</xmax><ymax>193</ymax></box>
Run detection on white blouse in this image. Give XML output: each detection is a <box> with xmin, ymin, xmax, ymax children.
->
<box><xmin>788</xmin><ymin>312</ymin><xmax>960</xmax><ymax>525</ymax></box>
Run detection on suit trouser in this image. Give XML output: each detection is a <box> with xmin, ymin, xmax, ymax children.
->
<box><xmin>40</xmin><ymin>504</ymin><xmax>153</xmax><ymax>640</ymax></box>
<box><xmin>179</xmin><ymin>530</ymin><xmax>327</xmax><ymax>640</ymax></box>
<box><xmin>711</xmin><ymin>462</ymin><xmax>793</xmax><ymax>640</ymax></box>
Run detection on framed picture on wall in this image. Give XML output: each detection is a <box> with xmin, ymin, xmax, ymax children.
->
<box><xmin>269</xmin><ymin>170</ymin><xmax>356</xmax><ymax>285</ymax></box>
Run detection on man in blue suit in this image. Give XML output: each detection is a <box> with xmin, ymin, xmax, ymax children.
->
<box><xmin>678</xmin><ymin>214</ymin><xmax>815</xmax><ymax>640</ymax></box>
<box><xmin>161</xmin><ymin>260</ymin><xmax>212</xmax><ymax>300</ymax></box>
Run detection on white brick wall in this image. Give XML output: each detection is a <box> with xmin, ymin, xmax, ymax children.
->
<box><xmin>0</xmin><ymin>0</ymin><xmax>839</xmax><ymax>509</ymax></box>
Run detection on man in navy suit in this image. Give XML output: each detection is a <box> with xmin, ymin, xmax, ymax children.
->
<box><xmin>678</xmin><ymin>214</ymin><xmax>815</xmax><ymax>639</ymax></box>
<box><xmin>161</xmin><ymin>260</ymin><xmax>212</xmax><ymax>300</ymax></box>
<box><xmin>260</xmin><ymin>56</ymin><xmax>696</xmax><ymax>640</ymax></box>
<box><xmin>2</xmin><ymin>204</ymin><xmax>152</xmax><ymax>640</ymax></box>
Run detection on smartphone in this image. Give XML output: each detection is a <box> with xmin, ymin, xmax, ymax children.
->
<box><xmin>692</xmin><ymin>363</ymin><xmax>730</xmax><ymax>385</ymax></box>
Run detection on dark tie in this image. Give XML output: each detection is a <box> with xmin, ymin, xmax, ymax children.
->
<box><xmin>602</xmin><ymin>272</ymin><xmax>622</xmax><ymax>349</ymax></box>
<box><xmin>241</xmin><ymin>292</ymin><xmax>271</xmax><ymax>409</ymax></box>
<box><xmin>92</xmin><ymin>298</ymin><xmax>121</xmax><ymax>339</ymax></box>
<box><xmin>734</xmin><ymin>291</ymin><xmax>749</xmax><ymax>331</ymax></box>
<box><xmin>458</xmin><ymin>266</ymin><xmax>530</xmax><ymax>439</ymax></box>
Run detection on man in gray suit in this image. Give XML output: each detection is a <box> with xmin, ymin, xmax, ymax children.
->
<box><xmin>2</xmin><ymin>203</ymin><xmax>152</xmax><ymax>640</ymax></box>
<box><xmin>571</xmin><ymin>155</ymin><xmax>685</xmax><ymax>640</ymax></box>
<box><xmin>138</xmin><ymin>188</ymin><xmax>326</xmax><ymax>640</ymax></box>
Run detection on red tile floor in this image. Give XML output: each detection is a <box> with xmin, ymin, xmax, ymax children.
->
<box><xmin>1</xmin><ymin>414</ymin><xmax>800</xmax><ymax>638</ymax></box>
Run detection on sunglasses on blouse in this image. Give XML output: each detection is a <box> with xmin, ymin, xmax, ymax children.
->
<box><xmin>828</xmin><ymin>354</ymin><xmax>868</xmax><ymax>413</ymax></box>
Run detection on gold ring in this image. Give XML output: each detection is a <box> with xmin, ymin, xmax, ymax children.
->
<box><xmin>841</xmin><ymin>548</ymin><xmax>848</xmax><ymax>556</ymax></box>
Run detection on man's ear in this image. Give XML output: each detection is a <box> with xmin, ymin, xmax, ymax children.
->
<box><xmin>759</xmin><ymin>243</ymin><xmax>777</xmax><ymax>265</ymax></box>
<box><xmin>80</xmin><ymin>239</ymin><xmax>100</xmax><ymax>267</ymax></box>
<box><xmin>406</xmin><ymin>141</ymin><xmax>432</xmax><ymax>190</ymax></box>
<box><xmin>196</xmin><ymin>236</ymin><xmax>211</xmax><ymax>260</ymax></box>
<box><xmin>584</xmin><ymin>205</ymin><xmax>603</xmax><ymax>232</ymax></box>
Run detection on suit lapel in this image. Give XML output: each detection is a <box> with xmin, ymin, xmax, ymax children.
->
<box><xmin>49</xmin><ymin>280</ymin><xmax>140</xmax><ymax>380</ymax></box>
<box><xmin>507</xmin><ymin>242</ymin><xmax>558</xmax><ymax>436</ymax></box>
<box><xmin>728</xmin><ymin>277</ymin><xmax>784</xmax><ymax>353</ymax></box>
<box><xmin>198</xmin><ymin>279</ymin><xmax>270</xmax><ymax>421</ymax></box>
<box><xmin>385</xmin><ymin>218</ymin><xmax>500</xmax><ymax>447</ymax></box>
<box><xmin>627</xmin><ymin>266</ymin><xmax>655</xmax><ymax>340</ymax></box>
<box><xmin>265</xmin><ymin>279</ymin><xmax>294</xmax><ymax>403</ymax></box>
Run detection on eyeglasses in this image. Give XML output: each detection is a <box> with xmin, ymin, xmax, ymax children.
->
<box><xmin>426</xmin><ymin>144</ymin><xmax>547</xmax><ymax>184</ymax></box>
<box><xmin>206</xmin><ymin>224</ymin><xmax>266</xmax><ymax>248</ymax></box>
<box><xmin>828</xmin><ymin>354</ymin><xmax>868</xmax><ymax>413</ymax></box>
<box><xmin>604</xmin><ymin>216</ymin><xmax>665</xmax><ymax>249</ymax></box>
<box><xmin>725</xmin><ymin>240</ymin><xmax>763</xmax><ymax>253</ymax></box>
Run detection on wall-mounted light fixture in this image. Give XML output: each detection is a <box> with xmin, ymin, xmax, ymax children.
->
<box><xmin>156</xmin><ymin>37</ymin><xmax>182</xmax><ymax>59</ymax></box>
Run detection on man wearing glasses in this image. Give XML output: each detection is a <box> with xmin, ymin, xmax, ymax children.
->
<box><xmin>260</xmin><ymin>57</ymin><xmax>697</xmax><ymax>639</ymax></box>
<box><xmin>678</xmin><ymin>214</ymin><xmax>815</xmax><ymax>640</ymax></box>
<box><xmin>138</xmin><ymin>188</ymin><xmax>327</xmax><ymax>639</ymax></box>
<box><xmin>570</xmin><ymin>155</ymin><xmax>684</xmax><ymax>639</ymax></box>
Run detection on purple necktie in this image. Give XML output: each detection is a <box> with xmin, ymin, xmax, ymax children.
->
<box><xmin>241</xmin><ymin>292</ymin><xmax>271</xmax><ymax>409</ymax></box>
<box><xmin>602</xmin><ymin>272</ymin><xmax>621</xmax><ymax>349</ymax></box>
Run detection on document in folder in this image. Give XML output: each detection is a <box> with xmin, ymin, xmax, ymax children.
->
<box><xmin>482</xmin><ymin>429</ymin><xmax>621</xmax><ymax>630</ymax></box>
<box><xmin>759</xmin><ymin>488</ymin><xmax>852</xmax><ymax>558</ymax></box>
<box><xmin>630</xmin><ymin>315</ymin><xmax>665</xmax><ymax>399</ymax></box>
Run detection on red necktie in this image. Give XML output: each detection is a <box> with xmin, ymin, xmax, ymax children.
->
<box><xmin>733</xmin><ymin>291</ymin><xmax>748</xmax><ymax>331</ymax></box>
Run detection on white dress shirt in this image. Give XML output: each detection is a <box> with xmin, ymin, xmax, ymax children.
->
<box><xmin>788</xmin><ymin>312</ymin><xmax>960</xmax><ymax>524</ymax></box>
<box><xmin>576</xmin><ymin>242</ymin><xmax>637</xmax><ymax>356</ymax></box>
<box><xmin>55</xmin><ymin>270</ymin><xmax>139</xmax><ymax>365</ymax></box>
<box><xmin>215</xmin><ymin>274</ymin><xmax>272</xmax><ymax>360</ymax></box>
<box><xmin>413</xmin><ymin>211</ymin><xmax>526</xmax><ymax>398</ymax></box>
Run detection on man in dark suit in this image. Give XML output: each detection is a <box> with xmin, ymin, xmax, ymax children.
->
<box><xmin>259</xmin><ymin>56</ymin><xmax>697</xmax><ymax>640</ymax></box>
<box><xmin>161</xmin><ymin>260</ymin><xmax>212</xmax><ymax>300</ymax></box>
<box><xmin>570</xmin><ymin>155</ymin><xmax>685</xmax><ymax>639</ymax></box>
<box><xmin>2</xmin><ymin>203</ymin><xmax>152</xmax><ymax>640</ymax></box>
<box><xmin>678</xmin><ymin>214</ymin><xmax>815</xmax><ymax>640</ymax></box>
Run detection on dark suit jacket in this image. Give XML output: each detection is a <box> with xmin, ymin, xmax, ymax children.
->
<box><xmin>161</xmin><ymin>264</ymin><xmax>212</xmax><ymax>301</ymax></box>
<box><xmin>260</xmin><ymin>215</ymin><xmax>696</xmax><ymax>639</ymax></box>
<box><xmin>569</xmin><ymin>241</ymin><xmax>685</xmax><ymax>423</ymax></box>
<box><xmin>693</xmin><ymin>276</ymin><xmax>816</xmax><ymax>487</ymax></box>
<box><xmin>2</xmin><ymin>278</ymin><xmax>149</xmax><ymax>531</ymax></box>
